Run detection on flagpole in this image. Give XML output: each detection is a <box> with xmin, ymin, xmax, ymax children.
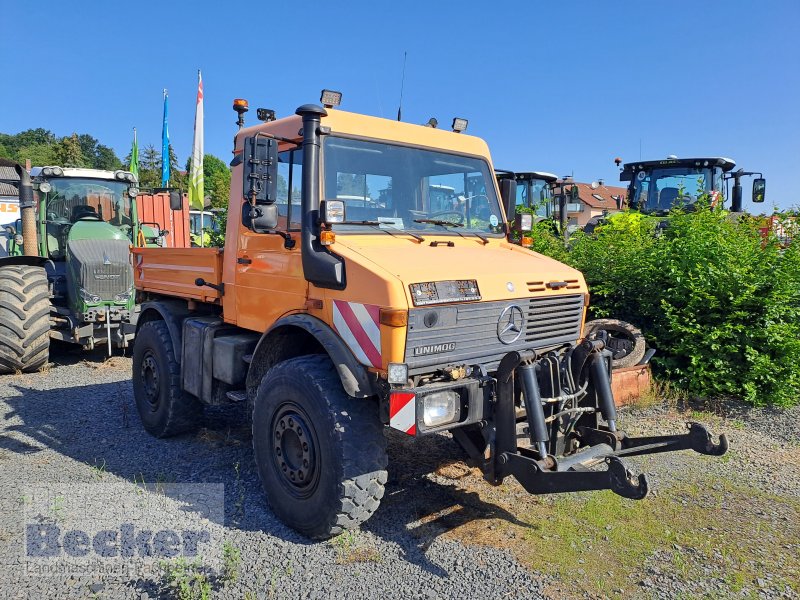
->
<box><xmin>161</xmin><ymin>89</ymin><xmax>170</xmax><ymax>188</ymax></box>
<box><xmin>189</xmin><ymin>69</ymin><xmax>205</xmax><ymax>248</ymax></box>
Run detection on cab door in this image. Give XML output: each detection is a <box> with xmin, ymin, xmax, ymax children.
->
<box><xmin>234</xmin><ymin>149</ymin><xmax>307</xmax><ymax>333</ymax></box>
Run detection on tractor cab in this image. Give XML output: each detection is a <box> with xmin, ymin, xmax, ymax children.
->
<box><xmin>620</xmin><ymin>157</ymin><xmax>737</xmax><ymax>215</ymax></box>
<box><xmin>496</xmin><ymin>170</ymin><xmax>558</xmax><ymax>219</ymax></box>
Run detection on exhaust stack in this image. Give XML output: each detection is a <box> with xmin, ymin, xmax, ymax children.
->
<box><xmin>0</xmin><ymin>158</ymin><xmax>37</xmax><ymax>256</ymax></box>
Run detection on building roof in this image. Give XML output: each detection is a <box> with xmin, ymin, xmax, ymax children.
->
<box><xmin>573</xmin><ymin>182</ymin><xmax>627</xmax><ymax>210</ymax></box>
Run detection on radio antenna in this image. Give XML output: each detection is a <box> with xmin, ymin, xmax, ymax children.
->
<box><xmin>397</xmin><ymin>51</ymin><xmax>407</xmax><ymax>121</ymax></box>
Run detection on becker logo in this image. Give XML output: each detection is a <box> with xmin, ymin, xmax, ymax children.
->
<box><xmin>497</xmin><ymin>304</ymin><xmax>525</xmax><ymax>344</ymax></box>
<box><xmin>413</xmin><ymin>342</ymin><xmax>456</xmax><ymax>356</ymax></box>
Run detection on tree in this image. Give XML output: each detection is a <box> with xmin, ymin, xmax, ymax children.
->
<box><xmin>203</xmin><ymin>154</ymin><xmax>231</xmax><ymax>208</ymax></box>
<box><xmin>53</xmin><ymin>133</ymin><xmax>86</xmax><ymax>167</ymax></box>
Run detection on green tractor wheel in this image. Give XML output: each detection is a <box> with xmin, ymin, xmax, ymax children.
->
<box><xmin>0</xmin><ymin>264</ymin><xmax>51</xmax><ymax>374</ymax></box>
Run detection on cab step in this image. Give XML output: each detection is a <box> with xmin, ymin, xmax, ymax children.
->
<box><xmin>225</xmin><ymin>390</ymin><xmax>248</xmax><ymax>403</ymax></box>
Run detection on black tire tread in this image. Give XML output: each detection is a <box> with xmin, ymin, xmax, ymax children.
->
<box><xmin>254</xmin><ymin>354</ymin><xmax>387</xmax><ymax>539</ymax></box>
<box><xmin>132</xmin><ymin>319</ymin><xmax>201</xmax><ymax>437</ymax></box>
<box><xmin>0</xmin><ymin>265</ymin><xmax>50</xmax><ymax>374</ymax></box>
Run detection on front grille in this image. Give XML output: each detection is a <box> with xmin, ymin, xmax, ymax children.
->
<box><xmin>405</xmin><ymin>294</ymin><xmax>584</xmax><ymax>374</ymax></box>
<box><xmin>67</xmin><ymin>238</ymin><xmax>132</xmax><ymax>302</ymax></box>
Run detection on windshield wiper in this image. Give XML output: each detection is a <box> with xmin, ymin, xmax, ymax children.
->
<box><xmin>414</xmin><ymin>218</ymin><xmax>464</xmax><ymax>228</ymax></box>
<box><xmin>338</xmin><ymin>220</ymin><xmax>425</xmax><ymax>243</ymax></box>
<box><xmin>414</xmin><ymin>218</ymin><xmax>489</xmax><ymax>245</ymax></box>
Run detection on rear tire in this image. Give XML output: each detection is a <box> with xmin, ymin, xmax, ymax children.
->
<box><xmin>584</xmin><ymin>318</ymin><xmax>647</xmax><ymax>369</ymax></box>
<box><xmin>0</xmin><ymin>264</ymin><xmax>50</xmax><ymax>374</ymax></box>
<box><xmin>252</xmin><ymin>355</ymin><xmax>388</xmax><ymax>540</ymax></box>
<box><xmin>132</xmin><ymin>320</ymin><xmax>201</xmax><ymax>437</ymax></box>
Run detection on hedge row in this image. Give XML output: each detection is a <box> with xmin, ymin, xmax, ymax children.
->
<box><xmin>530</xmin><ymin>208</ymin><xmax>800</xmax><ymax>406</ymax></box>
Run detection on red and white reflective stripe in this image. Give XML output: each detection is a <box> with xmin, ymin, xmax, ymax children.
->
<box><xmin>390</xmin><ymin>392</ymin><xmax>416</xmax><ymax>435</ymax></box>
<box><xmin>332</xmin><ymin>300</ymin><xmax>382</xmax><ymax>368</ymax></box>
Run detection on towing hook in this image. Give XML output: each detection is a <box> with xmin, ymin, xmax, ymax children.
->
<box><xmin>686</xmin><ymin>422</ymin><xmax>729</xmax><ymax>456</ymax></box>
<box><xmin>607</xmin><ymin>457</ymin><xmax>649</xmax><ymax>500</ymax></box>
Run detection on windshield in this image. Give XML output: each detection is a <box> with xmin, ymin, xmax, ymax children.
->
<box><xmin>631</xmin><ymin>167</ymin><xmax>721</xmax><ymax>212</ymax></box>
<box><xmin>39</xmin><ymin>178</ymin><xmax>134</xmax><ymax>226</ymax></box>
<box><xmin>323</xmin><ymin>137</ymin><xmax>504</xmax><ymax>236</ymax></box>
<box><xmin>516</xmin><ymin>178</ymin><xmax>552</xmax><ymax>218</ymax></box>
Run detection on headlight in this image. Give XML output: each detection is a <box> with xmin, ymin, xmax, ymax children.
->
<box><xmin>38</xmin><ymin>181</ymin><xmax>52</xmax><ymax>193</ymax></box>
<box><xmin>516</xmin><ymin>213</ymin><xmax>533</xmax><ymax>232</ymax></box>
<box><xmin>13</xmin><ymin>234</ymin><xmax>23</xmax><ymax>246</ymax></box>
<box><xmin>114</xmin><ymin>290</ymin><xmax>133</xmax><ymax>302</ymax></box>
<box><xmin>79</xmin><ymin>288</ymin><xmax>102</xmax><ymax>304</ymax></box>
<box><xmin>422</xmin><ymin>390</ymin><xmax>459</xmax><ymax>427</ymax></box>
<box><xmin>128</xmin><ymin>187</ymin><xmax>139</xmax><ymax>197</ymax></box>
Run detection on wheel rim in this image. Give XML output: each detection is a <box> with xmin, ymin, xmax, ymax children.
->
<box><xmin>140</xmin><ymin>351</ymin><xmax>160</xmax><ymax>411</ymax></box>
<box><xmin>271</xmin><ymin>403</ymin><xmax>320</xmax><ymax>498</ymax></box>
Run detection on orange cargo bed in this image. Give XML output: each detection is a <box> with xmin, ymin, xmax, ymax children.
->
<box><xmin>133</xmin><ymin>247</ymin><xmax>223</xmax><ymax>303</ymax></box>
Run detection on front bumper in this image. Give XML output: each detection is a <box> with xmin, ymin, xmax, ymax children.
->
<box><xmin>385</xmin><ymin>341</ymin><xmax>728</xmax><ymax>500</ymax></box>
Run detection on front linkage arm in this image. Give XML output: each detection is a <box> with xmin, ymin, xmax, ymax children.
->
<box><xmin>483</xmin><ymin>344</ymin><xmax>728</xmax><ymax>501</ymax></box>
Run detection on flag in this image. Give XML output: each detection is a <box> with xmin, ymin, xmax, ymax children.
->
<box><xmin>161</xmin><ymin>89</ymin><xmax>170</xmax><ymax>187</ymax></box>
<box><xmin>130</xmin><ymin>128</ymin><xmax>139</xmax><ymax>181</ymax></box>
<box><xmin>188</xmin><ymin>71</ymin><xmax>204</xmax><ymax>212</ymax></box>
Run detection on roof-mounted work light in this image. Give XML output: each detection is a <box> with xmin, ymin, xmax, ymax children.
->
<box><xmin>257</xmin><ymin>108</ymin><xmax>276</xmax><ymax>122</ymax></box>
<box><xmin>451</xmin><ymin>117</ymin><xmax>468</xmax><ymax>133</ymax></box>
<box><xmin>320</xmin><ymin>89</ymin><xmax>342</xmax><ymax>108</ymax></box>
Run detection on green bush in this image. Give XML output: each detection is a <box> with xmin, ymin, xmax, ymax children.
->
<box><xmin>531</xmin><ymin>207</ymin><xmax>800</xmax><ymax>406</ymax></box>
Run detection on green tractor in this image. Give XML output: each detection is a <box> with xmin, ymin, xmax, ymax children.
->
<box><xmin>618</xmin><ymin>155</ymin><xmax>766</xmax><ymax>214</ymax></box>
<box><xmin>0</xmin><ymin>162</ymin><xmax>162</xmax><ymax>373</ymax></box>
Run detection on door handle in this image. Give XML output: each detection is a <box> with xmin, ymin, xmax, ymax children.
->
<box><xmin>237</xmin><ymin>257</ymin><xmax>252</xmax><ymax>265</ymax></box>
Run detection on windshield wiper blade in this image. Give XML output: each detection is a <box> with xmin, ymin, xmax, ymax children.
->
<box><xmin>339</xmin><ymin>220</ymin><xmax>425</xmax><ymax>243</ymax></box>
<box><xmin>414</xmin><ymin>218</ymin><xmax>488</xmax><ymax>244</ymax></box>
<box><xmin>414</xmin><ymin>218</ymin><xmax>464</xmax><ymax>228</ymax></box>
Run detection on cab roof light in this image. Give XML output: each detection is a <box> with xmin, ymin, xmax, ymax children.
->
<box><xmin>233</xmin><ymin>98</ymin><xmax>249</xmax><ymax>113</ymax></box>
<box><xmin>424</xmin><ymin>117</ymin><xmax>438</xmax><ymax>128</ymax></box>
<box><xmin>256</xmin><ymin>108</ymin><xmax>276</xmax><ymax>122</ymax></box>
<box><xmin>451</xmin><ymin>117</ymin><xmax>468</xmax><ymax>133</ymax></box>
<box><xmin>320</xmin><ymin>89</ymin><xmax>342</xmax><ymax>108</ymax></box>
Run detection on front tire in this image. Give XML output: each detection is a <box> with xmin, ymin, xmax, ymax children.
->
<box><xmin>132</xmin><ymin>320</ymin><xmax>201</xmax><ymax>437</ymax></box>
<box><xmin>0</xmin><ymin>264</ymin><xmax>50</xmax><ymax>374</ymax></box>
<box><xmin>252</xmin><ymin>355</ymin><xmax>388</xmax><ymax>540</ymax></box>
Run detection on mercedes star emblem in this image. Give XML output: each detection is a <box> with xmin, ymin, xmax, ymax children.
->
<box><xmin>497</xmin><ymin>304</ymin><xmax>525</xmax><ymax>344</ymax></box>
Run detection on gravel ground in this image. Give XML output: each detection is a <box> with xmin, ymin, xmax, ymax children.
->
<box><xmin>0</xmin><ymin>347</ymin><xmax>798</xmax><ymax>599</ymax></box>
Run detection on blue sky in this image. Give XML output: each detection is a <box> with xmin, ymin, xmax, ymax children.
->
<box><xmin>1</xmin><ymin>0</ymin><xmax>797</xmax><ymax>210</ymax></box>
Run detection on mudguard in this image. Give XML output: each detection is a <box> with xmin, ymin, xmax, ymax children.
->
<box><xmin>247</xmin><ymin>313</ymin><xmax>376</xmax><ymax>399</ymax></box>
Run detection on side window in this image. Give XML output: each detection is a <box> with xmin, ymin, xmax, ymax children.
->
<box><xmin>277</xmin><ymin>150</ymin><xmax>303</xmax><ymax>230</ymax></box>
<box><xmin>515</xmin><ymin>182</ymin><xmax>527</xmax><ymax>207</ymax></box>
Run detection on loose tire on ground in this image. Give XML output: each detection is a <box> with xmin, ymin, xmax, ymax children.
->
<box><xmin>132</xmin><ymin>320</ymin><xmax>201</xmax><ymax>437</ymax></box>
<box><xmin>0</xmin><ymin>264</ymin><xmax>50</xmax><ymax>374</ymax></box>
<box><xmin>584</xmin><ymin>318</ymin><xmax>647</xmax><ymax>369</ymax></box>
<box><xmin>252</xmin><ymin>354</ymin><xmax>388</xmax><ymax>540</ymax></box>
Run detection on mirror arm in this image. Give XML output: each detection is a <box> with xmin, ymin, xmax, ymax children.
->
<box><xmin>265</xmin><ymin>229</ymin><xmax>296</xmax><ymax>249</ymax></box>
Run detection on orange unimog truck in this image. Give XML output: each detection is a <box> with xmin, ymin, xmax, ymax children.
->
<box><xmin>131</xmin><ymin>91</ymin><xmax>727</xmax><ymax>539</ymax></box>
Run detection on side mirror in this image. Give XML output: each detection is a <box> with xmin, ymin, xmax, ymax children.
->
<box><xmin>160</xmin><ymin>229</ymin><xmax>170</xmax><ymax>237</ymax></box>
<box><xmin>752</xmin><ymin>178</ymin><xmax>766</xmax><ymax>203</ymax></box>
<box><xmin>4</xmin><ymin>225</ymin><xmax>15</xmax><ymax>236</ymax></box>
<box><xmin>243</xmin><ymin>135</ymin><xmax>278</xmax><ymax>204</ymax></box>
<box><xmin>498</xmin><ymin>178</ymin><xmax>517</xmax><ymax>221</ymax></box>
<box><xmin>169</xmin><ymin>190</ymin><xmax>183</xmax><ymax>211</ymax></box>
<box><xmin>243</xmin><ymin>203</ymin><xmax>278</xmax><ymax>232</ymax></box>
